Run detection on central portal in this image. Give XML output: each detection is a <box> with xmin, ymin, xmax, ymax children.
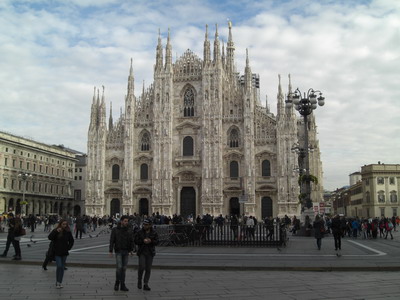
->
<box><xmin>180</xmin><ymin>187</ymin><xmax>196</xmax><ymax>218</ymax></box>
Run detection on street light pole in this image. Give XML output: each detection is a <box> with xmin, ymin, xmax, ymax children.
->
<box><xmin>286</xmin><ymin>88</ymin><xmax>325</xmax><ymax>210</ymax></box>
<box><xmin>18</xmin><ymin>172</ymin><xmax>32</xmax><ymax>216</ymax></box>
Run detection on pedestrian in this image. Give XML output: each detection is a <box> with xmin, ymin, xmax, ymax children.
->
<box><xmin>11</xmin><ymin>215</ymin><xmax>25</xmax><ymax>260</ymax></box>
<box><xmin>313</xmin><ymin>215</ymin><xmax>325</xmax><ymax>250</ymax></box>
<box><xmin>385</xmin><ymin>219</ymin><xmax>394</xmax><ymax>240</ymax></box>
<box><xmin>48</xmin><ymin>219</ymin><xmax>74</xmax><ymax>289</ymax></box>
<box><xmin>0</xmin><ymin>213</ymin><xmax>16</xmax><ymax>258</ymax></box>
<box><xmin>135</xmin><ymin>218</ymin><xmax>159</xmax><ymax>291</ymax></box>
<box><xmin>109</xmin><ymin>215</ymin><xmax>135</xmax><ymax>292</ymax></box>
<box><xmin>331</xmin><ymin>214</ymin><xmax>342</xmax><ymax>253</ymax></box>
<box><xmin>75</xmin><ymin>215</ymin><xmax>84</xmax><ymax>239</ymax></box>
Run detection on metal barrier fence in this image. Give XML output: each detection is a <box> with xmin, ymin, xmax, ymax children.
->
<box><xmin>154</xmin><ymin>223</ymin><xmax>288</xmax><ymax>247</ymax></box>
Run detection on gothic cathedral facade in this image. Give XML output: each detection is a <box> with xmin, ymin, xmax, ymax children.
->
<box><xmin>85</xmin><ymin>24</ymin><xmax>324</xmax><ymax>219</ymax></box>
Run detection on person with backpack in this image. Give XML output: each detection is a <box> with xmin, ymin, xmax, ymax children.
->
<box><xmin>385</xmin><ymin>219</ymin><xmax>394</xmax><ymax>240</ymax></box>
<box><xmin>135</xmin><ymin>218</ymin><xmax>159</xmax><ymax>291</ymax></box>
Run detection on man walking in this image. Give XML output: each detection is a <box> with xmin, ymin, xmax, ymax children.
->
<box><xmin>109</xmin><ymin>215</ymin><xmax>135</xmax><ymax>292</ymax></box>
<box><xmin>135</xmin><ymin>219</ymin><xmax>158</xmax><ymax>291</ymax></box>
<box><xmin>1</xmin><ymin>213</ymin><xmax>16</xmax><ymax>258</ymax></box>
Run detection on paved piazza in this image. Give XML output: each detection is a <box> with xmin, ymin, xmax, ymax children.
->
<box><xmin>0</xmin><ymin>264</ymin><xmax>399</xmax><ymax>300</ymax></box>
<box><xmin>1</xmin><ymin>226</ymin><xmax>400</xmax><ymax>299</ymax></box>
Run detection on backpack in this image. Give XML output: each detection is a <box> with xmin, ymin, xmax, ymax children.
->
<box><xmin>387</xmin><ymin>222</ymin><xmax>393</xmax><ymax>230</ymax></box>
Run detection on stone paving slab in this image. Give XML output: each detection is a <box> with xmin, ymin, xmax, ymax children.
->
<box><xmin>1</xmin><ymin>264</ymin><xmax>400</xmax><ymax>300</ymax></box>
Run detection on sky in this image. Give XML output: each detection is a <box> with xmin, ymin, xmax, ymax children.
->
<box><xmin>1</xmin><ymin>0</ymin><xmax>399</xmax><ymax>191</ymax></box>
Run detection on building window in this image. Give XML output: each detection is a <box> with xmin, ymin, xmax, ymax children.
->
<box><xmin>33</xmin><ymin>164</ymin><xmax>36</xmax><ymax>171</ymax></box>
<box><xmin>75</xmin><ymin>168</ymin><xmax>78</xmax><ymax>172</ymax></box>
<box><xmin>27</xmin><ymin>162</ymin><xmax>30</xmax><ymax>170</ymax></box>
<box><xmin>20</xmin><ymin>161</ymin><xmax>23</xmax><ymax>168</ymax></box>
<box><xmin>4</xmin><ymin>157</ymin><xmax>8</xmax><ymax>166</ymax></box>
<box><xmin>377</xmin><ymin>177</ymin><xmax>384</xmax><ymax>185</ymax></box>
<box><xmin>45</xmin><ymin>166</ymin><xmax>48</xmax><ymax>173</ymax></box>
<box><xmin>79</xmin><ymin>176</ymin><xmax>82</xmax><ymax>180</ymax></box>
<box><xmin>380</xmin><ymin>207</ymin><xmax>385</xmax><ymax>217</ymax></box>
<box><xmin>389</xmin><ymin>177</ymin><xmax>395</xmax><ymax>185</ymax></box>
<box><xmin>141</xmin><ymin>132</ymin><xmax>150</xmax><ymax>151</ymax></box>
<box><xmin>74</xmin><ymin>176</ymin><xmax>77</xmax><ymax>180</ymax></box>
<box><xmin>377</xmin><ymin>191</ymin><xmax>385</xmax><ymax>203</ymax></box>
<box><xmin>183</xmin><ymin>88</ymin><xmax>195</xmax><ymax>117</ymax></box>
<box><xmin>3</xmin><ymin>178</ymin><xmax>7</xmax><ymax>188</ymax></box>
<box><xmin>74</xmin><ymin>190</ymin><xmax>81</xmax><ymax>201</ymax></box>
<box><xmin>32</xmin><ymin>182</ymin><xmax>35</xmax><ymax>192</ymax></box>
<box><xmin>393</xmin><ymin>208</ymin><xmax>398</xmax><ymax>217</ymax></box>
<box><xmin>262</xmin><ymin>160</ymin><xmax>271</xmax><ymax>177</ymax></box>
<box><xmin>390</xmin><ymin>191</ymin><xmax>397</xmax><ymax>203</ymax></box>
<box><xmin>13</xmin><ymin>159</ymin><xmax>15</xmax><ymax>167</ymax></box>
<box><xmin>365</xmin><ymin>178</ymin><xmax>369</xmax><ymax>186</ymax></box>
<box><xmin>79</xmin><ymin>168</ymin><xmax>82</xmax><ymax>172</ymax></box>
<box><xmin>230</xmin><ymin>161</ymin><xmax>239</xmax><ymax>178</ymax></box>
<box><xmin>140</xmin><ymin>164</ymin><xmax>148</xmax><ymax>180</ymax></box>
<box><xmin>5</xmin><ymin>147</ymin><xmax>8</xmax><ymax>152</ymax></box>
<box><xmin>112</xmin><ymin>164</ymin><xmax>120</xmax><ymax>181</ymax></box>
<box><xmin>229</xmin><ymin>129</ymin><xmax>239</xmax><ymax>148</ymax></box>
<box><xmin>40</xmin><ymin>165</ymin><xmax>42</xmax><ymax>172</ymax></box>
<box><xmin>183</xmin><ymin>136</ymin><xmax>194</xmax><ymax>156</ymax></box>
<box><xmin>11</xmin><ymin>179</ymin><xmax>15</xmax><ymax>189</ymax></box>
<box><xmin>19</xmin><ymin>181</ymin><xmax>22</xmax><ymax>190</ymax></box>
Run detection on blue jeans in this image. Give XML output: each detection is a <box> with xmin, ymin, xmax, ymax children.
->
<box><xmin>115</xmin><ymin>251</ymin><xmax>129</xmax><ymax>283</ymax></box>
<box><xmin>55</xmin><ymin>256</ymin><xmax>67</xmax><ymax>283</ymax></box>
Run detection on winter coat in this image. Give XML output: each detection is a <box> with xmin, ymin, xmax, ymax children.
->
<box><xmin>48</xmin><ymin>229</ymin><xmax>74</xmax><ymax>256</ymax></box>
<box><xmin>313</xmin><ymin>220</ymin><xmax>325</xmax><ymax>239</ymax></box>
<box><xmin>109</xmin><ymin>224</ymin><xmax>135</xmax><ymax>253</ymax></box>
<box><xmin>331</xmin><ymin>217</ymin><xmax>341</xmax><ymax>235</ymax></box>
<box><xmin>135</xmin><ymin>228</ymin><xmax>159</xmax><ymax>257</ymax></box>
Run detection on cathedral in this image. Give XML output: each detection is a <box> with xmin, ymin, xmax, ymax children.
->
<box><xmin>85</xmin><ymin>23</ymin><xmax>323</xmax><ymax>219</ymax></box>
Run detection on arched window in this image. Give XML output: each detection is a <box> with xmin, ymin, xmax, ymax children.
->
<box><xmin>262</xmin><ymin>160</ymin><xmax>271</xmax><ymax>177</ymax></box>
<box><xmin>140</xmin><ymin>164</ymin><xmax>148</xmax><ymax>180</ymax></box>
<box><xmin>183</xmin><ymin>136</ymin><xmax>194</xmax><ymax>156</ymax></box>
<box><xmin>390</xmin><ymin>191</ymin><xmax>398</xmax><ymax>203</ymax></box>
<box><xmin>183</xmin><ymin>88</ymin><xmax>195</xmax><ymax>117</ymax></box>
<box><xmin>141</xmin><ymin>132</ymin><xmax>150</xmax><ymax>151</ymax></box>
<box><xmin>230</xmin><ymin>161</ymin><xmax>239</xmax><ymax>178</ymax></box>
<box><xmin>112</xmin><ymin>164</ymin><xmax>120</xmax><ymax>181</ymax></box>
<box><xmin>229</xmin><ymin>128</ymin><xmax>239</xmax><ymax>148</ymax></box>
<box><xmin>377</xmin><ymin>190</ymin><xmax>385</xmax><ymax>203</ymax></box>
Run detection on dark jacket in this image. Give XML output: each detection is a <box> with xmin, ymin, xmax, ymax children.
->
<box><xmin>331</xmin><ymin>217</ymin><xmax>341</xmax><ymax>235</ymax></box>
<box><xmin>109</xmin><ymin>224</ymin><xmax>135</xmax><ymax>253</ymax></box>
<box><xmin>313</xmin><ymin>220</ymin><xmax>325</xmax><ymax>239</ymax></box>
<box><xmin>135</xmin><ymin>228</ymin><xmax>159</xmax><ymax>257</ymax></box>
<box><xmin>48</xmin><ymin>229</ymin><xmax>74</xmax><ymax>256</ymax></box>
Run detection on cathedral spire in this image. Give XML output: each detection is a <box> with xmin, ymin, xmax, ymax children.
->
<box><xmin>127</xmin><ymin>58</ymin><xmax>134</xmax><ymax>96</ymax></box>
<box><xmin>155</xmin><ymin>29</ymin><xmax>163</xmax><ymax>70</ymax></box>
<box><xmin>213</xmin><ymin>24</ymin><xmax>220</xmax><ymax>63</ymax></box>
<box><xmin>277</xmin><ymin>74</ymin><xmax>285</xmax><ymax>118</ymax></box>
<box><xmin>165</xmin><ymin>28</ymin><xmax>172</xmax><ymax>69</ymax></box>
<box><xmin>226</xmin><ymin>20</ymin><xmax>235</xmax><ymax>74</ymax></box>
<box><xmin>244</xmin><ymin>48</ymin><xmax>252</xmax><ymax>88</ymax></box>
<box><xmin>142</xmin><ymin>80</ymin><xmax>145</xmax><ymax>98</ymax></box>
<box><xmin>221</xmin><ymin>41</ymin><xmax>225</xmax><ymax>66</ymax></box>
<box><xmin>108</xmin><ymin>101</ymin><xmax>113</xmax><ymax>130</ymax></box>
<box><xmin>203</xmin><ymin>24</ymin><xmax>211</xmax><ymax>65</ymax></box>
<box><xmin>89</xmin><ymin>86</ymin><xmax>98</xmax><ymax>130</ymax></box>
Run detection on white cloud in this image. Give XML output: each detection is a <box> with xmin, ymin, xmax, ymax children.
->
<box><xmin>1</xmin><ymin>0</ymin><xmax>399</xmax><ymax>191</ymax></box>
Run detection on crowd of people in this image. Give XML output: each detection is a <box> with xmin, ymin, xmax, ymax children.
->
<box><xmin>0</xmin><ymin>211</ymin><xmax>398</xmax><ymax>290</ymax></box>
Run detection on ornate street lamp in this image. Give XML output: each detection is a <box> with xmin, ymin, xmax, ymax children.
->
<box><xmin>286</xmin><ymin>88</ymin><xmax>325</xmax><ymax>209</ymax></box>
<box><xmin>18</xmin><ymin>172</ymin><xmax>32</xmax><ymax>216</ymax></box>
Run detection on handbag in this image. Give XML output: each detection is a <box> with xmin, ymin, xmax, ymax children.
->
<box><xmin>46</xmin><ymin>241</ymin><xmax>56</xmax><ymax>261</ymax></box>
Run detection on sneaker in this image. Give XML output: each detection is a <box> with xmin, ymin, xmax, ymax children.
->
<box><xmin>56</xmin><ymin>282</ymin><xmax>62</xmax><ymax>289</ymax></box>
<box><xmin>143</xmin><ymin>284</ymin><xmax>151</xmax><ymax>291</ymax></box>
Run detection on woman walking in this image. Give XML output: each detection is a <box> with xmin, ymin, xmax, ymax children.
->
<box><xmin>313</xmin><ymin>215</ymin><xmax>325</xmax><ymax>250</ymax></box>
<box><xmin>48</xmin><ymin>219</ymin><xmax>74</xmax><ymax>288</ymax></box>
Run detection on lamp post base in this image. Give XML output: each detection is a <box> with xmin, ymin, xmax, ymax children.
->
<box><xmin>300</xmin><ymin>207</ymin><xmax>315</xmax><ymax>225</ymax></box>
